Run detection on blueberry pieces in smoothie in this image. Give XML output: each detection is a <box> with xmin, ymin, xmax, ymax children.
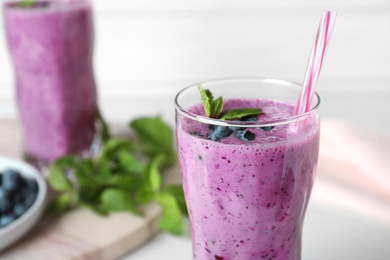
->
<box><xmin>207</xmin><ymin>114</ymin><xmax>262</xmax><ymax>142</ymax></box>
<box><xmin>190</xmin><ymin>131</ymin><xmax>204</xmax><ymax>138</ymax></box>
<box><xmin>208</xmin><ymin>126</ymin><xmax>233</xmax><ymax>141</ymax></box>
<box><xmin>260</xmin><ymin>126</ymin><xmax>275</xmax><ymax>132</ymax></box>
<box><xmin>235</xmin><ymin>130</ymin><xmax>256</xmax><ymax>141</ymax></box>
<box><xmin>208</xmin><ymin>126</ymin><xmax>256</xmax><ymax>142</ymax></box>
<box><xmin>243</xmin><ymin>115</ymin><xmax>275</xmax><ymax>132</ymax></box>
<box><xmin>228</xmin><ymin>126</ymin><xmax>241</xmax><ymax>132</ymax></box>
<box><xmin>241</xmin><ymin>115</ymin><xmax>258</xmax><ymax>122</ymax></box>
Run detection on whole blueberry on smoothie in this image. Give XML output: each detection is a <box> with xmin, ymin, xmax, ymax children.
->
<box><xmin>3</xmin><ymin>0</ymin><xmax>97</xmax><ymax>163</ymax></box>
<box><xmin>175</xmin><ymin>80</ymin><xmax>320</xmax><ymax>260</ymax></box>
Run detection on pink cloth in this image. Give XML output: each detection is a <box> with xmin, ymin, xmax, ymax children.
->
<box><xmin>312</xmin><ymin>120</ymin><xmax>390</xmax><ymax>223</ymax></box>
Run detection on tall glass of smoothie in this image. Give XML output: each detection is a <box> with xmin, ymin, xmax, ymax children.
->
<box><xmin>175</xmin><ymin>78</ymin><xmax>320</xmax><ymax>260</ymax></box>
<box><xmin>3</xmin><ymin>0</ymin><xmax>97</xmax><ymax>167</ymax></box>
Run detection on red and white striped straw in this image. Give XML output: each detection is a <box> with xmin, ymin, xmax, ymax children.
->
<box><xmin>295</xmin><ymin>10</ymin><xmax>337</xmax><ymax>115</ymax></box>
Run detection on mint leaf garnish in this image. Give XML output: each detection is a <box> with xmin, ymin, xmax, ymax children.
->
<box><xmin>47</xmin><ymin>115</ymin><xmax>187</xmax><ymax>235</ymax></box>
<box><xmin>220</xmin><ymin>108</ymin><xmax>263</xmax><ymax>120</ymax></box>
<box><xmin>197</xmin><ymin>84</ymin><xmax>264</xmax><ymax>120</ymax></box>
<box><xmin>198</xmin><ymin>84</ymin><xmax>224</xmax><ymax>118</ymax></box>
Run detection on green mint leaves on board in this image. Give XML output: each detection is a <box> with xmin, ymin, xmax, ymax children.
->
<box><xmin>47</xmin><ymin>115</ymin><xmax>187</xmax><ymax>235</ymax></box>
<box><xmin>197</xmin><ymin>84</ymin><xmax>263</xmax><ymax>120</ymax></box>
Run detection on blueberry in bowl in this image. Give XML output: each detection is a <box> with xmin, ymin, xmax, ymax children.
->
<box><xmin>0</xmin><ymin>156</ymin><xmax>47</xmax><ymax>251</ymax></box>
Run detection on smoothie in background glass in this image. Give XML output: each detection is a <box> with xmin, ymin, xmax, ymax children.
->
<box><xmin>3</xmin><ymin>0</ymin><xmax>97</xmax><ymax>165</ymax></box>
<box><xmin>175</xmin><ymin>78</ymin><xmax>320</xmax><ymax>260</ymax></box>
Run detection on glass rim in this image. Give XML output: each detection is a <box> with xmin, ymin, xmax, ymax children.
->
<box><xmin>174</xmin><ymin>77</ymin><xmax>321</xmax><ymax>128</ymax></box>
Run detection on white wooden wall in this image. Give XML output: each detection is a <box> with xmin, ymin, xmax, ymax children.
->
<box><xmin>1</xmin><ymin>0</ymin><xmax>389</xmax><ymax>129</ymax></box>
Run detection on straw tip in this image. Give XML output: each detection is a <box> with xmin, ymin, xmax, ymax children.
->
<box><xmin>323</xmin><ymin>10</ymin><xmax>338</xmax><ymax>16</ymax></box>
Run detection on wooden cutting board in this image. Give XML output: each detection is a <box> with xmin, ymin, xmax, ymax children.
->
<box><xmin>0</xmin><ymin>119</ymin><xmax>174</xmax><ymax>260</ymax></box>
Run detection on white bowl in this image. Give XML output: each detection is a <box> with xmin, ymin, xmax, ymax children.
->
<box><xmin>0</xmin><ymin>156</ymin><xmax>47</xmax><ymax>251</ymax></box>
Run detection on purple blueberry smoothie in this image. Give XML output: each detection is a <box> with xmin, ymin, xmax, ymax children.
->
<box><xmin>176</xmin><ymin>80</ymin><xmax>320</xmax><ymax>260</ymax></box>
<box><xmin>3</xmin><ymin>0</ymin><xmax>97</xmax><ymax>163</ymax></box>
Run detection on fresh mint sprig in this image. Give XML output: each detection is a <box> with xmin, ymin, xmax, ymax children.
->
<box><xmin>198</xmin><ymin>84</ymin><xmax>224</xmax><ymax>118</ymax></box>
<box><xmin>47</xmin><ymin>116</ymin><xmax>187</xmax><ymax>235</ymax></box>
<box><xmin>220</xmin><ymin>108</ymin><xmax>264</xmax><ymax>120</ymax></box>
<box><xmin>197</xmin><ymin>84</ymin><xmax>263</xmax><ymax>120</ymax></box>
